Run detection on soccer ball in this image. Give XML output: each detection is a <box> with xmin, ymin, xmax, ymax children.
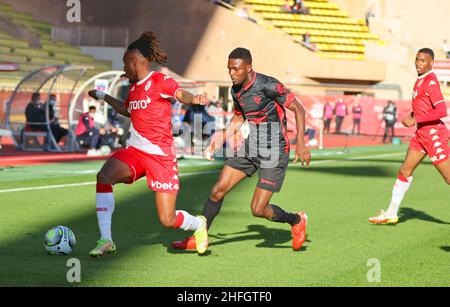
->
<box><xmin>43</xmin><ymin>226</ymin><xmax>76</xmax><ymax>255</ymax></box>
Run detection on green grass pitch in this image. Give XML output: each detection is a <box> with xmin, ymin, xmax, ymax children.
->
<box><xmin>0</xmin><ymin>144</ymin><xmax>449</xmax><ymax>286</ymax></box>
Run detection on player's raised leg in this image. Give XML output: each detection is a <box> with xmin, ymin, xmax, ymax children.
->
<box><xmin>90</xmin><ymin>157</ymin><xmax>133</xmax><ymax>257</ymax></box>
<box><xmin>171</xmin><ymin>165</ymin><xmax>248</xmax><ymax>250</ymax></box>
<box><xmin>370</xmin><ymin>148</ymin><xmax>426</xmax><ymax>225</ymax></box>
<box><xmin>155</xmin><ymin>192</ymin><xmax>208</xmax><ymax>254</ymax></box>
<box><xmin>250</xmin><ymin>187</ymin><xmax>307</xmax><ymax>251</ymax></box>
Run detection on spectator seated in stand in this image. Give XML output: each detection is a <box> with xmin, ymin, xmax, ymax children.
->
<box><xmin>291</xmin><ymin>0</ymin><xmax>309</xmax><ymax>14</ymax></box>
<box><xmin>301</xmin><ymin>33</ymin><xmax>318</xmax><ymax>51</ymax></box>
<box><xmin>75</xmin><ymin>105</ymin><xmax>105</xmax><ymax>156</ymax></box>
<box><xmin>25</xmin><ymin>92</ymin><xmax>47</xmax><ymax>133</ymax></box>
<box><xmin>46</xmin><ymin>94</ymin><xmax>68</xmax><ymax>145</ymax></box>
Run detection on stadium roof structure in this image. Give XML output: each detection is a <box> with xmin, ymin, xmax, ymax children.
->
<box><xmin>5</xmin><ymin>64</ymin><xmax>93</xmax><ymax>152</ymax></box>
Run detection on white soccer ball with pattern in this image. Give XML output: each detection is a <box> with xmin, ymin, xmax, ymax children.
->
<box><xmin>43</xmin><ymin>226</ymin><xmax>76</xmax><ymax>255</ymax></box>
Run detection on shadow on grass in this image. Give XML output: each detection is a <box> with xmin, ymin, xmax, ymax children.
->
<box><xmin>351</xmin><ymin>158</ymin><xmax>434</xmax><ymax>166</ymax></box>
<box><xmin>292</xmin><ymin>165</ymin><xmax>393</xmax><ymax>178</ymax></box>
<box><xmin>398</xmin><ymin>207</ymin><xmax>450</xmax><ymax>225</ymax></box>
<box><xmin>440</xmin><ymin>246</ymin><xmax>450</xmax><ymax>252</ymax></box>
<box><xmin>0</xmin><ymin>170</ymin><xmax>222</xmax><ymax>286</ymax></box>
<box><xmin>209</xmin><ymin>224</ymin><xmax>310</xmax><ymax>251</ymax></box>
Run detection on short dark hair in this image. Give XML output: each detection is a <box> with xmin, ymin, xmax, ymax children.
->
<box><xmin>418</xmin><ymin>48</ymin><xmax>434</xmax><ymax>60</ymax></box>
<box><xmin>32</xmin><ymin>92</ymin><xmax>40</xmax><ymax>100</ymax></box>
<box><xmin>229</xmin><ymin>48</ymin><xmax>252</xmax><ymax>64</ymax></box>
<box><xmin>89</xmin><ymin>105</ymin><xmax>96</xmax><ymax>111</ymax></box>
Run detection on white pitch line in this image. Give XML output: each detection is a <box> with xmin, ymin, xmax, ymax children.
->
<box><xmin>0</xmin><ymin>152</ymin><xmax>406</xmax><ymax>194</ymax></box>
<box><xmin>0</xmin><ymin>170</ymin><xmax>221</xmax><ymax>194</ymax></box>
<box><xmin>0</xmin><ymin>181</ymin><xmax>97</xmax><ymax>193</ymax></box>
<box><xmin>291</xmin><ymin>152</ymin><xmax>405</xmax><ymax>167</ymax></box>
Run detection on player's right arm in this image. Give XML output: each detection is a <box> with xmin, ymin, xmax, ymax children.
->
<box><xmin>88</xmin><ymin>90</ymin><xmax>130</xmax><ymax>118</ymax></box>
<box><xmin>204</xmin><ymin>113</ymin><xmax>245</xmax><ymax>161</ymax></box>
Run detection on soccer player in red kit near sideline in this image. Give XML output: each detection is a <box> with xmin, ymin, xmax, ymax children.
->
<box><xmin>370</xmin><ymin>48</ymin><xmax>449</xmax><ymax>225</ymax></box>
<box><xmin>172</xmin><ymin>48</ymin><xmax>311</xmax><ymax>251</ymax></box>
<box><xmin>87</xmin><ymin>31</ymin><xmax>209</xmax><ymax>256</ymax></box>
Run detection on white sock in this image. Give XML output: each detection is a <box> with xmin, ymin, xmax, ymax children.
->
<box><xmin>175</xmin><ymin>210</ymin><xmax>203</xmax><ymax>231</ymax></box>
<box><xmin>386</xmin><ymin>176</ymin><xmax>413</xmax><ymax>217</ymax></box>
<box><xmin>96</xmin><ymin>184</ymin><xmax>115</xmax><ymax>241</ymax></box>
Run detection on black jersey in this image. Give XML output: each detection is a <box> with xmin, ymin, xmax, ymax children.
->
<box><xmin>231</xmin><ymin>72</ymin><xmax>296</xmax><ymax>155</ymax></box>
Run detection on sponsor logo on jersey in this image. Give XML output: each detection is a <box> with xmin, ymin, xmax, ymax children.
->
<box><xmin>151</xmin><ymin>180</ymin><xmax>179</xmax><ymax>191</ymax></box>
<box><xmin>128</xmin><ymin>95</ymin><xmax>152</xmax><ymax>111</ymax></box>
<box><xmin>429</xmin><ymin>80</ymin><xmax>437</xmax><ymax>86</ymax></box>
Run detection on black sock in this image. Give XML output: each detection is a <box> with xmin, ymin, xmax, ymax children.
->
<box><xmin>202</xmin><ymin>197</ymin><xmax>223</xmax><ymax>230</ymax></box>
<box><xmin>269</xmin><ymin>204</ymin><xmax>300</xmax><ymax>226</ymax></box>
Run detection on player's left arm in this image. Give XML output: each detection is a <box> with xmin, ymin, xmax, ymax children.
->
<box><xmin>175</xmin><ymin>89</ymin><xmax>208</xmax><ymax>106</ymax></box>
<box><xmin>288</xmin><ymin>99</ymin><xmax>311</xmax><ymax>167</ymax></box>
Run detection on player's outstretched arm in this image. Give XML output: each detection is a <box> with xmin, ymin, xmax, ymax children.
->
<box><xmin>175</xmin><ymin>89</ymin><xmax>208</xmax><ymax>106</ymax></box>
<box><xmin>204</xmin><ymin>114</ymin><xmax>245</xmax><ymax>161</ymax></box>
<box><xmin>88</xmin><ymin>90</ymin><xmax>130</xmax><ymax>118</ymax></box>
<box><xmin>288</xmin><ymin>99</ymin><xmax>311</xmax><ymax>167</ymax></box>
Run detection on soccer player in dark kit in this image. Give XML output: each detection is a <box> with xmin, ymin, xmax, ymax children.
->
<box><xmin>173</xmin><ymin>48</ymin><xmax>312</xmax><ymax>251</ymax></box>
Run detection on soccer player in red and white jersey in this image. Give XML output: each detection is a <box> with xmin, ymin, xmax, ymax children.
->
<box><xmin>370</xmin><ymin>48</ymin><xmax>449</xmax><ymax>224</ymax></box>
<box><xmin>87</xmin><ymin>31</ymin><xmax>209</xmax><ymax>256</ymax></box>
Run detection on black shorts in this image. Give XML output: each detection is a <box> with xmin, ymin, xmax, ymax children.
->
<box><xmin>225</xmin><ymin>153</ymin><xmax>289</xmax><ymax>192</ymax></box>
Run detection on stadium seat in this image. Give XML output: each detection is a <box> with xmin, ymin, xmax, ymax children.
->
<box><xmin>242</xmin><ymin>0</ymin><xmax>380</xmax><ymax>59</ymax></box>
<box><xmin>0</xmin><ymin>4</ymin><xmax>113</xmax><ymax>84</ymax></box>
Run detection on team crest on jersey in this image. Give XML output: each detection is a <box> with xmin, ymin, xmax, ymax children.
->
<box><xmin>145</xmin><ymin>81</ymin><xmax>152</xmax><ymax>91</ymax></box>
<box><xmin>275</xmin><ymin>83</ymin><xmax>288</xmax><ymax>96</ymax></box>
<box><xmin>254</xmin><ymin>96</ymin><xmax>261</xmax><ymax>104</ymax></box>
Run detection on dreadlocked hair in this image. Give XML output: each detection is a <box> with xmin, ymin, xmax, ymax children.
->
<box><xmin>127</xmin><ymin>31</ymin><xmax>168</xmax><ymax>64</ymax></box>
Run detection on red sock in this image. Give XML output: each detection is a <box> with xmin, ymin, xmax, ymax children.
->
<box><xmin>174</xmin><ymin>211</ymin><xmax>185</xmax><ymax>228</ymax></box>
<box><xmin>397</xmin><ymin>175</ymin><xmax>409</xmax><ymax>183</ymax></box>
